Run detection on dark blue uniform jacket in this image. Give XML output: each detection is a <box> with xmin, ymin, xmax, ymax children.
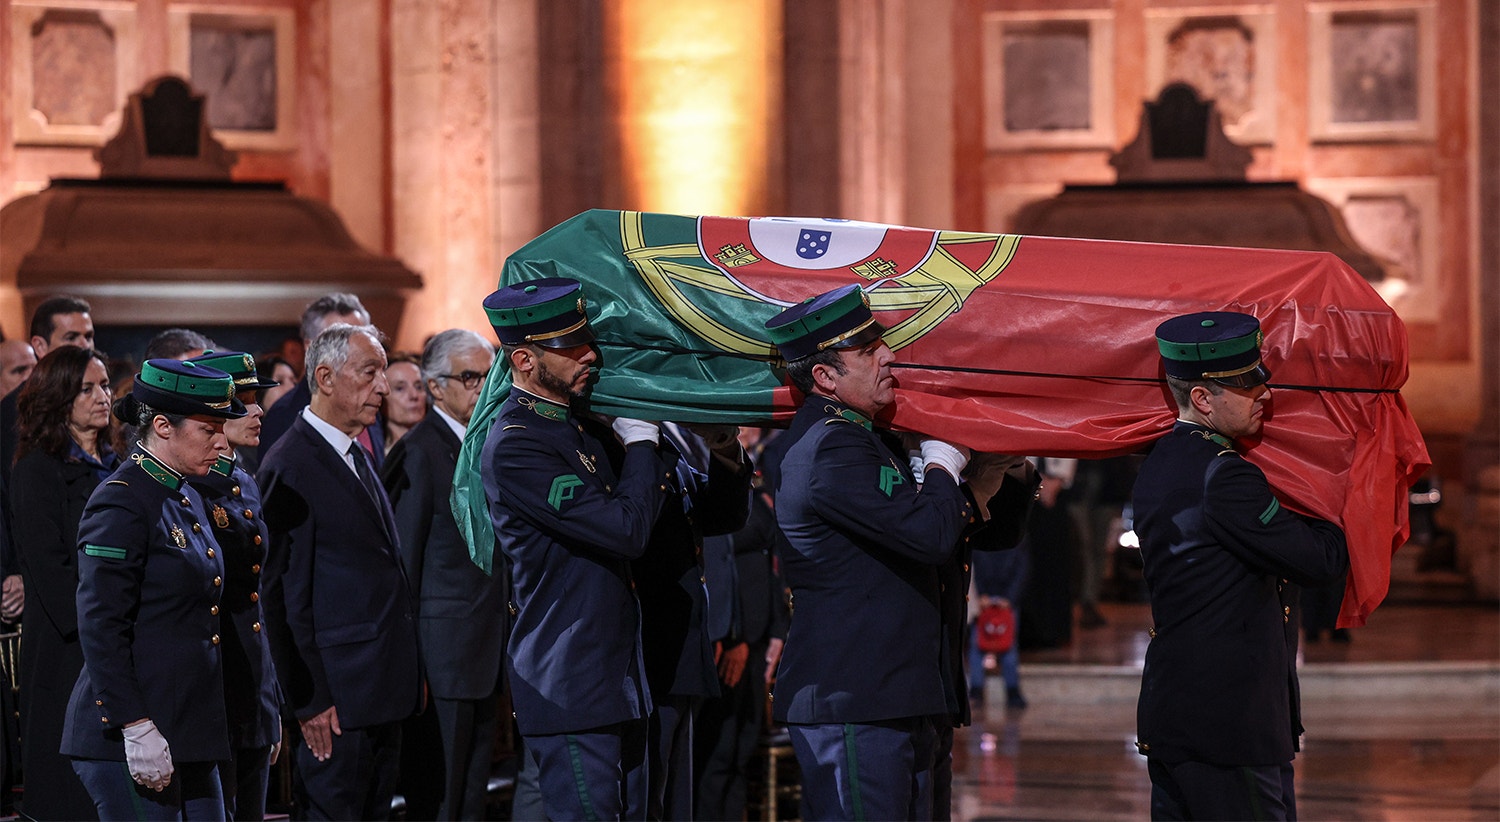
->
<box><xmin>62</xmin><ymin>448</ymin><xmax>231</xmax><ymax>763</ymax></box>
<box><xmin>382</xmin><ymin>409</ymin><xmax>509</xmax><ymax>701</ymax></box>
<box><xmin>1133</xmin><ymin>421</ymin><xmax>1348</xmax><ymax>766</ymax></box>
<box><xmin>189</xmin><ymin>454</ymin><xmax>282</xmax><ymax>750</ymax></box>
<box><xmin>481</xmin><ymin>388</ymin><xmax>675</xmax><ymax>737</ymax></box>
<box><xmin>770</xmin><ymin>397</ymin><xmax>975</xmax><ymax>725</ymax></box>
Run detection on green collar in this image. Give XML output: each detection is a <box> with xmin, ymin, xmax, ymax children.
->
<box><xmin>131</xmin><ymin>446</ymin><xmax>184</xmax><ymax>491</ymax></box>
<box><xmin>822</xmin><ymin>401</ymin><xmax>873</xmax><ymax>431</ymax></box>
<box><xmin>514</xmin><ymin>389</ymin><xmax>570</xmax><ymax>422</ymax></box>
<box><xmin>209</xmin><ymin>454</ymin><xmax>236</xmax><ymax>477</ymax></box>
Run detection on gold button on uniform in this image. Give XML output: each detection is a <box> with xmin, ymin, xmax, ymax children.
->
<box><xmin>180</xmin><ymin>498</ymin><xmax>191</xmax><ymax>507</ymax></box>
<box><xmin>251</xmin><ymin>564</ymin><xmax>261</xmax><ymax>574</ymax></box>
<box><xmin>243</xmin><ymin>509</ymin><xmax>254</xmax><ymax>520</ymax></box>
<box><xmin>213</xmin><ymin>576</ymin><xmax>222</xmax><ymax>587</ymax></box>
<box><xmin>232</xmin><ymin>485</ymin><xmax>242</xmax><ymax>497</ymax></box>
<box><xmin>212</xmin><ymin>634</ymin><xmax>220</xmax><ymax>645</ymax></box>
<box><xmin>253</xmin><ymin>535</ymin><xmax>262</xmax><ymax>546</ymax></box>
<box><xmin>252</xmin><ymin>623</ymin><xmax>261</xmax><ymax>633</ymax></box>
<box><xmin>211</xmin><ymin>605</ymin><xmax>219</xmax><ymax>615</ymax></box>
<box><xmin>206</xmin><ymin>548</ymin><xmax>214</xmax><ymax>558</ymax></box>
<box><xmin>192</xmin><ymin>523</ymin><xmax>202</xmax><ymax>533</ymax></box>
<box><xmin>250</xmin><ymin>592</ymin><xmax>259</xmax><ymax>603</ymax></box>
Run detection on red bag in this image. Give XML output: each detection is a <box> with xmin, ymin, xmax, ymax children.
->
<box><xmin>975</xmin><ymin>602</ymin><xmax>1016</xmax><ymax>654</ymax></box>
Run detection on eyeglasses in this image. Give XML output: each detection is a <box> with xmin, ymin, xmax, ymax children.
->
<box><xmin>440</xmin><ymin>370</ymin><xmax>487</xmax><ymax>390</ymax></box>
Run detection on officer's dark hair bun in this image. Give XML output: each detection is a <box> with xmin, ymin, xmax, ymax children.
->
<box><xmin>112</xmin><ymin>394</ymin><xmax>141</xmax><ymax>425</ymax></box>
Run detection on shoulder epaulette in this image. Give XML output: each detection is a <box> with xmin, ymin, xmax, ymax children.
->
<box><xmin>503</xmin><ymin>424</ymin><xmax>527</xmax><ymax>431</ymax></box>
<box><xmin>106</xmin><ymin>479</ymin><xmax>128</xmax><ymax>486</ymax></box>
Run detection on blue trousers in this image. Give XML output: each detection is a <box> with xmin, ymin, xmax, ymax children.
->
<box><xmin>1148</xmin><ymin>758</ymin><xmax>1296</xmax><ymax>821</ymax></box>
<box><xmin>787</xmin><ymin>717</ymin><xmax>940</xmax><ymax>821</ymax></box>
<box><xmin>72</xmin><ymin>758</ymin><xmax>225</xmax><ymax>821</ymax></box>
<box><xmin>527</xmin><ymin>720</ymin><xmax>648</xmax><ymax>821</ymax></box>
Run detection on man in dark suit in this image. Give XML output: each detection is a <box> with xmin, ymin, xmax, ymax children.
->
<box><xmin>379</xmin><ymin>329</ymin><xmax>500</xmax><ymax>821</ymax></box>
<box><xmin>1133</xmin><ymin>312</ymin><xmax>1348</xmax><ymax>821</ymax></box>
<box><xmin>258</xmin><ymin>293</ymin><xmax>384</xmax><ymax>463</ymax></box>
<box><xmin>258</xmin><ymin>323</ymin><xmax>423</xmax><ymax>820</ymax></box>
<box><xmin>761</xmin><ymin>285</ymin><xmax>986</xmax><ymax>821</ymax></box>
<box><xmin>479</xmin><ymin>278</ymin><xmax>675</xmax><ymax>820</ymax></box>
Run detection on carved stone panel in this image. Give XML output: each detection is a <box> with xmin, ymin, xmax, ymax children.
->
<box><xmin>9</xmin><ymin>1</ymin><xmax>139</xmax><ymax>145</ymax></box>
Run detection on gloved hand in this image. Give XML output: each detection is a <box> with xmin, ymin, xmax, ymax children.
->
<box><xmin>122</xmin><ymin>719</ymin><xmax>173</xmax><ymax>791</ymax></box>
<box><xmin>686</xmin><ymin>423</ymin><xmax>739</xmax><ymax>455</ymax></box>
<box><xmin>611</xmin><ymin>417</ymin><xmax>660</xmax><ymax>446</ymax></box>
<box><xmin>963</xmin><ymin>452</ymin><xmax>1022</xmax><ymax>512</ymax></box>
<box><xmin>919</xmin><ymin>438</ymin><xmax>970</xmax><ymax>481</ymax></box>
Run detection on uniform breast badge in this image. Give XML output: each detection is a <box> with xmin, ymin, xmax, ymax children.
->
<box><xmin>212</xmin><ymin>505</ymin><xmax>230</xmax><ymax>529</ymax></box>
<box><xmin>169</xmin><ymin>525</ymin><xmax>187</xmax><ymax>549</ymax></box>
<box><xmin>577</xmin><ymin>450</ymin><xmax>598</xmax><ymax>474</ymax></box>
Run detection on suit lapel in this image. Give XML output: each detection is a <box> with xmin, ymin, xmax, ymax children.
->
<box><xmin>292</xmin><ymin>416</ymin><xmax>399</xmax><ymax>547</ymax></box>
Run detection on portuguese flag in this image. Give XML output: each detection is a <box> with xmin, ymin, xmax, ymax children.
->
<box><xmin>454</xmin><ymin>209</ymin><xmax>1428</xmax><ymax>627</ymax></box>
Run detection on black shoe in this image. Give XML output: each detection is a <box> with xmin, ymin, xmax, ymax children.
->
<box><xmin>1005</xmin><ymin>686</ymin><xmax>1028</xmax><ymax>710</ymax></box>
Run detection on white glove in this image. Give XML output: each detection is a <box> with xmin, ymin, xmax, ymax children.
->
<box><xmin>122</xmin><ymin>719</ymin><xmax>174</xmax><ymax>791</ymax></box>
<box><xmin>919</xmin><ymin>439</ymin><xmax>970</xmax><ymax>481</ymax></box>
<box><xmin>611</xmin><ymin>417</ymin><xmax>660</xmax><ymax>446</ymax></box>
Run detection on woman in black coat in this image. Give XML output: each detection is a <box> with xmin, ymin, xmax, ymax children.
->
<box><xmin>11</xmin><ymin>346</ymin><xmax>116</xmax><ymax>821</ymax></box>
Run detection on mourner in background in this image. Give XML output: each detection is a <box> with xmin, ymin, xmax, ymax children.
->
<box><xmin>1133</xmin><ymin>312</ymin><xmax>1348</xmax><ymax>821</ymax></box>
<box><xmin>763</xmin><ymin>285</ymin><xmax>992</xmax><ymax>821</ymax></box>
<box><xmin>381</xmin><ymin>329</ymin><xmax>504</xmax><ymax>821</ymax></box>
<box><xmin>185</xmin><ymin>350</ymin><xmax>284</xmax><ymax>820</ymax></box>
<box><xmin>10</xmin><ymin>346</ymin><xmax>115</xmax><ymax>821</ymax></box>
<box><xmin>62</xmin><ymin>359</ymin><xmax>245</xmax><ymax>819</ymax></box>
<box><xmin>479</xmin><ymin>278</ymin><xmax>672</xmax><ymax>820</ymax></box>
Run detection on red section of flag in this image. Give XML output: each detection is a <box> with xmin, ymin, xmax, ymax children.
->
<box><xmin>839</xmin><ymin>235</ymin><xmax>1426</xmax><ymax>628</ymax></box>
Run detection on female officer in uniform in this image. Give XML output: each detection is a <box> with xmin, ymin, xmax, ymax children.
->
<box><xmin>185</xmin><ymin>350</ymin><xmax>283</xmax><ymax>820</ymax></box>
<box><xmin>61</xmin><ymin>358</ymin><xmax>247</xmax><ymax>820</ymax></box>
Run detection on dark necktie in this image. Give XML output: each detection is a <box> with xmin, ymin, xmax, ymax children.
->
<box><xmin>349</xmin><ymin>442</ymin><xmax>382</xmax><ymax>504</ymax></box>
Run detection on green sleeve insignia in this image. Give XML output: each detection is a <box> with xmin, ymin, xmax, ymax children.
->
<box><xmin>1258</xmin><ymin>497</ymin><xmax>1281</xmax><ymax>525</ymax></box>
<box><xmin>548</xmin><ymin>474</ymin><xmax>585</xmax><ymax>510</ymax></box>
<box><xmin>83</xmin><ymin>544</ymin><xmax>128</xmax><ymax>560</ymax></box>
<box><xmin>878</xmin><ymin>465</ymin><xmax>904</xmax><ymax>497</ymax></box>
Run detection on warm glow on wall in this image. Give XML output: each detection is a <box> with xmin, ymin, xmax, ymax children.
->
<box><xmin>606</xmin><ymin>0</ymin><xmax>782</xmax><ymax>217</ymax></box>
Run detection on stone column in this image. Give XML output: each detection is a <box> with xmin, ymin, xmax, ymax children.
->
<box><xmin>387</xmin><ymin>0</ymin><xmax>506</xmax><ymax>348</ymax></box>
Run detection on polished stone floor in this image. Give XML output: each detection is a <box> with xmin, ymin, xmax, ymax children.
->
<box><xmin>951</xmin><ymin>601</ymin><xmax>1500</xmax><ymax>821</ymax></box>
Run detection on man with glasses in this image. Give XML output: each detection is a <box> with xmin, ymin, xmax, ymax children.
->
<box><xmin>379</xmin><ymin>328</ymin><xmax>502</xmax><ymax>820</ymax></box>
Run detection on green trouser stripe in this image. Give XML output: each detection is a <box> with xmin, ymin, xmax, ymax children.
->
<box><xmin>1240</xmin><ymin>766</ymin><xmax>1267</xmax><ymax>821</ymax></box>
<box><xmin>565</xmin><ymin>735</ymin><xmax>600</xmax><ymax>822</ymax></box>
<box><xmin>123</xmin><ymin>761</ymin><xmax>149</xmax><ymax>821</ymax></box>
<box><xmin>842</xmin><ymin>723</ymin><xmax>865</xmax><ymax>822</ymax></box>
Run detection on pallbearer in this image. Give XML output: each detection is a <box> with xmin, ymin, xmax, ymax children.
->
<box><xmin>1133</xmin><ymin>312</ymin><xmax>1348</xmax><ymax>821</ymax></box>
<box><xmin>479</xmin><ymin>278</ymin><xmax>674</xmax><ymax>820</ymax></box>
<box><xmin>763</xmin><ymin>285</ymin><xmax>987</xmax><ymax>821</ymax></box>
